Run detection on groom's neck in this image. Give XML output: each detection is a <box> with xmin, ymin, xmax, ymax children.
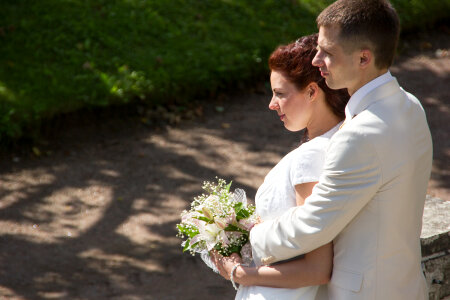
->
<box><xmin>348</xmin><ymin>67</ymin><xmax>389</xmax><ymax>96</ymax></box>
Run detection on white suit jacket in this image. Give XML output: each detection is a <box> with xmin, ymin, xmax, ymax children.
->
<box><xmin>250</xmin><ymin>78</ymin><xmax>433</xmax><ymax>299</ymax></box>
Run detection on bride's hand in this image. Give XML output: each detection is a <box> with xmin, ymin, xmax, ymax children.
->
<box><xmin>210</xmin><ymin>251</ymin><xmax>242</xmax><ymax>280</ymax></box>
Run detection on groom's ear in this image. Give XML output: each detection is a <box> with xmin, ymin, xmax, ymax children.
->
<box><xmin>359</xmin><ymin>49</ymin><xmax>372</xmax><ymax>68</ymax></box>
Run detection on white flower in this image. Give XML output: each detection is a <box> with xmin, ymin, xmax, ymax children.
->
<box><xmin>214</xmin><ymin>217</ymin><xmax>228</xmax><ymax>230</ymax></box>
<box><xmin>202</xmin><ymin>206</ymin><xmax>214</xmax><ymax>221</ymax></box>
<box><xmin>189</xmin><ymin>222</ymin><xmax>222</xmax><ymax>251</ymax></box>
<box><xmin>204</xmin><ymin>223</ymin><xmax>221</xmax><ymax>237</ymax></box>
<box><xmin>203</xmin><ymin>224</ymin><xmax>222</xmax><ymax>250</ymax></box>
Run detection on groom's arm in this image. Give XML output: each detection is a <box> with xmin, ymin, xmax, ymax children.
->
<box><xmin>250</xmin><ymin>128</ymin><xmax>383</xmax><ymax>264</ymax></box>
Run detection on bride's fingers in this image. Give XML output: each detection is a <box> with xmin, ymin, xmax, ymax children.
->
<box><xmin>230</xmin><ymin>253</ymin><xmax>240</xmax><ymax>260</ymax></box>
<box><xmin>210</xmin><ymin>251</ymin><xmax>219</xmax><ymax>266</ymax></box>
<box><xmin>210</xmin><ymin>251</ymin><xmax>244</xmax><ymax>280</ymax></box>
<box><xmin>211</xmin><ymin>251</ymin><xmax>223</xmax><ymax>266</ymax></box>
<box><xmin>210</xmin><ymin>251</ymin><xmax>227</xmax><ymax>278</ymax></box>
<box><xmin>229</xmin><ymin>253</ymin><xmax>243</xmax><ymax>264</ymax></box>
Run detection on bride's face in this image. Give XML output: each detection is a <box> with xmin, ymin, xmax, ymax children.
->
<box><xmin>269</xmin><ymin>71</ymin><xmax>313</xmax><ymax>132</ymax></box>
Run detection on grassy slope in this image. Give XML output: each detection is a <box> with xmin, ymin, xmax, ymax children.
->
<box><xmin>0</xmin><ymin>0</ymin><xmax>448</xmax><ymax>140</ymax></box>
<box><xmin>0</xmin><ymin>0</ymin><xmax>320</xmax><ymax>139</ymax></box>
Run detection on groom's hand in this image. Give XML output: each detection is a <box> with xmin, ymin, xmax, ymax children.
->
<box><xmin>249</xmin><ymin>220</ymin><xmax>278</xmax><ymax>265</ymax></box>
<box><xmin>210</xmin><ymin>251</ymin><xmax>242</xmax><ymax>280</ymax></box>
<box><xmin>248</xmin><ymin>215</ymin><xmax>263</xmax><ymax>232</ymax></box>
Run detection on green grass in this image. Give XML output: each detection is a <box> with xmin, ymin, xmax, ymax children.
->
<box><xmin>0</xmin><ymin>0</ymin><xmax>448</xmax><ymax>141</ymax></box>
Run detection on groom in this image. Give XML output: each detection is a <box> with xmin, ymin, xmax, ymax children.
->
<box><xmin>250</xmin><ymin>0</ymin><xmax>432</xmax><ymax>299</ymax></box>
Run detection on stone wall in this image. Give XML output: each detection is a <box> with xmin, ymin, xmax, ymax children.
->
<box><xmin>421</xmin><ymin>196</ymin><xmax>450</xmax><ymax>300</ymax></box>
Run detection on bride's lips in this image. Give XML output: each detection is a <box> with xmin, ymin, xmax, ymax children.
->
<box><xmin>279</xmin><ymin>114</ymin><xmax>285</xmax><ymax>121</ymax></box>
<box><xmin>320</xmin><ymin>70</ymin><xmax>329</xmax><ymax>77</ymax></box>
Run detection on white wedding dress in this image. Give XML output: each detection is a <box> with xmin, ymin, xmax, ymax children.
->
<box><xmin>235</xmin><ymin>124</ymin><xmax>340</xmax><ymax>300</ymax></box>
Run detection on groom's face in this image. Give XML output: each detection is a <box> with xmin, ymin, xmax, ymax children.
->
<box><xmin>313</xmin><ymin>25</ymin><xmax>361</xmax><ymax>95</ymax></box>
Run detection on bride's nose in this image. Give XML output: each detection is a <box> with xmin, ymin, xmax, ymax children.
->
<box><xmin>269</xmin><ymin>97</ymin><xmax>279</xmax><ymax>110</ymax></box>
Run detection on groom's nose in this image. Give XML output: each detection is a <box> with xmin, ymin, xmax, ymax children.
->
<box><xmin>312</xmin><ymin>51</ymin><xmax>323</xmax><ymax>67</ymax></box>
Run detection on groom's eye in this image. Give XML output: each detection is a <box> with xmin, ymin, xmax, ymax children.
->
<box><xmin>321</xmin><ymin>49</ymin><xmax>330</xmax><ymax>56</ymax></box>
<box><xmin>318</xmin><ymin>46</ymin><xmax>331</xmax><ymax>56</ymax></box>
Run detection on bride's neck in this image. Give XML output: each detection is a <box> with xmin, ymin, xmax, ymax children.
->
<box><xmin>306</xmin><ymin>102</ymin><xmax>342</xmax><ymax>140</ymax></box>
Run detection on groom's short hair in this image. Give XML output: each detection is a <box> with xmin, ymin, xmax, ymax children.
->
<box><xmin>317</xmin><ymin>0</ymin><xmax>400</xmax><ymax>69</ymax></box>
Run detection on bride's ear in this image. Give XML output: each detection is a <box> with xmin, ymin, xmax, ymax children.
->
<box><xmin>307</xmin><ymin>82</ymin><xmax>319</xmax><ymax>102</ymax></box>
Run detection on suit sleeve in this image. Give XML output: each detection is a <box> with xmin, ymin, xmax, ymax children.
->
<box><xmin>250</xmin><ymin>127</ymin><xmax>383</xmax><ymax>264</ymax></box>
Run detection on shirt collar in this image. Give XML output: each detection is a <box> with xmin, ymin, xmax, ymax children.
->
<box><xmin>345</xmin><ymin>71</ymin><xmax>394</xmax><ymax>120</ymax></box>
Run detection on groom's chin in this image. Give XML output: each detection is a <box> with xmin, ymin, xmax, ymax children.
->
<box><xmin>326</xmin><ymin>81</ymin><xmax>348</xmax><ymax>93</ymax></box>
<box><xmin>324</xmin><ymin>79</ymin><xmax>340</xmax><ymax>90</ymax></box>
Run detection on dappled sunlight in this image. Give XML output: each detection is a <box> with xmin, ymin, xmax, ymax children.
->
<box><xmin>0</xmin><ymin>113</ymin><xmax>270</xmax><ymax>298</ymax></box>
<box><xmin>0</xmin><ymin>97</ymin><xmax>283</xmax><ymax>299</ymax></box>
<box><xmin>144</xmin><ymin>124</ymin><xmax>284</xmax><ymax>193</ymax></box>
<box><xmin>0</xmin><ymin>81</ymin><xmax>16</xmax><ymax>102</ymax></box>
<box><xmin>116</xmin><ymin>212</ymin><xmax>180</xmax><ymax>247</ymax></box>
<box><xmin>424</xmin><ymin>96</ymin><xmax>449</xmax><ymax>114</ymax></box>
<box><xmin>43</xmin><ymin>188</ymin><xmax>113</xmax><ymax>240</ymax></box>
<box><xmin>156</xmin><ymin>165</ymin><xmax>198</xmax><ymax>183</ymax></box>
<box><xmin>34</xmin><ymin>272</ymin><xmax>70</xmax><ymax>293</ymax></box>
<box><xmin>99</xmin><ymin>169</ymin><xmax>121</xmax><ymax>178</ymax></box>
<box><xmin>37</xmin><ymin>290</ymin><xmax>69</xmax><ymax>300</ymax></box>
<box><xmin>2</xmin><ymin>168</ymin><xmax>57</xmax><ymax>187</ymax></box>
<box><xmin>0</xmin><ymin>286</ymin><xmax>22</xmax><ymax>299</ymax></box>
<box><xmin>96</xmin><ymin>64</ymin><xmax>153</xmax><ymax>103</ymax></box>
<box><xmin>0</xmin><ymin>221</ymin><xmax>60</xmax><ymax>243</ymax></box>
<box><xmin>79</xmin><ymin>248</ymin><xmax>164</xmax><ymax>274</ymax></box>
<box><xmin>392</xmin><ymin>55</ymin><xmax>450</xmax><ymax>76</ymax></box>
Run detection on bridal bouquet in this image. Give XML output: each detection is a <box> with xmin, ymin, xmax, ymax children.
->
<box><xmin>176</xmin><ymin>178</ymin><xmax>259</xmax><ymax>267</ymax></box>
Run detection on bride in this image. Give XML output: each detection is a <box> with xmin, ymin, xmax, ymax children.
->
<box><xmin>212</xmin><ymin>34</ymin><xmax>349</xmax><ymax>299</ymax></box>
